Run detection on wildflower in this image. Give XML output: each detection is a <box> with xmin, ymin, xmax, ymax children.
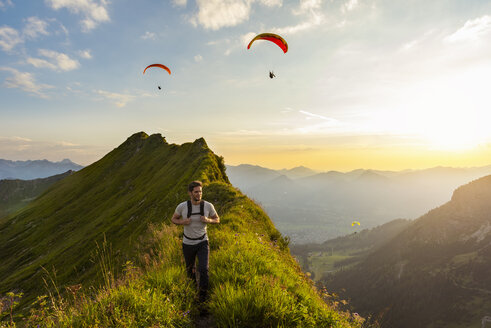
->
<box><xmin>183</xmin><ymin>310</ymin><xmax>190</xmax><ymax>317</ymax></box>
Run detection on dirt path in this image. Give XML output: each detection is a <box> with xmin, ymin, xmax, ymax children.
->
<box><xmin>195</xmin><ymin>314</ymin><xmax>215</xmax><ymax>328</ymax></box>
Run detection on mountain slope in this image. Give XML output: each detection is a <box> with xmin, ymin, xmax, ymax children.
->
<box><xmin>0</xmin><ymin>171</ymin><xmax>74</xmax><ymax>218</ymax></box>
<box><xmin>0</xmin><ymin>132</ymin><xmax>229</xmax><ymax>308</ymax></box>
<box><xmin>0</xmin><ymin>132</ymin><xmax>361</xmax><ymax>327</ymax></box>
<box><xmin>325</xmin><ymin>175</ymin><xmax>491</xmax><ymax>327</ymax></box>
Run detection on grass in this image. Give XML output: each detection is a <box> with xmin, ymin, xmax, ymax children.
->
<box><xmin>0</xmin><ymin>132</ymin><xmax>365</xmax><ymax>327</ymax></box>
<box><xmin>1</xmin><ymin>182</ymin><xmax>364</xmax><ymax>327</ymax></box>
<box><xmin>308</xmin><ymin>253</ymin><xmax>355</xmax><ymax>281</ymax></box>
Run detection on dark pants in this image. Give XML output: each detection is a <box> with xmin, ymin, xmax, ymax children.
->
<box><xmin>182</xmin><ymin>240</ymin><xmax>209</xmax><ymax>301</ymax></box>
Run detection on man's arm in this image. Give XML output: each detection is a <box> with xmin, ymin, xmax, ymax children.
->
<box><xmin>171</xmin><ymin>212</ymin><xmax>191</xmax><ymax>225</ymax></box>
<box><xmin>200</xmin><ymin>213</ymin><xmax>220</xmax><ymax>224</ymax></box>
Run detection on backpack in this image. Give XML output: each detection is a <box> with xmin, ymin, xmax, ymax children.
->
<box><xmin>184</xmin><ymin>200</ymin><xmax>207</xmax><ymax>241</ymax></box>
<box><xmin>187</xmin><ymin>200</ymin><xmax>205</xmax><ymax>218</ymax></box>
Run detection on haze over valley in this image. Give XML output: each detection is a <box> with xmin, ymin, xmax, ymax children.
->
<box><xmin>227</xmin><ymin>163</ymin><xmax>491</xmax><ymax>243</ymax></box>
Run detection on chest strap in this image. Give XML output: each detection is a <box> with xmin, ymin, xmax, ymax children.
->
<box><xmin>187</xmin><ymin>200</ymin><xmax>205</xmax><ymax>218</ymax></box>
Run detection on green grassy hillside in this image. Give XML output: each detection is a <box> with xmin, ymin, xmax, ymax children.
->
<box><xmin>0</xmin><ymin>132</ymin><xmax>228</xmax><ymax>311</ymax></box>
<box><xmin>0</xmin><ymin>171</ymin><xmax>74</xmax><ymax>218</ymax></box>
<box><xmin>0</xmin><ymin>132</ymin><xmax>362</xmax><ymax>327</ymax></box>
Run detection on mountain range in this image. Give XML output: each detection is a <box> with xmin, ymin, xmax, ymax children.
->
<box><xmin>226</xmin><ymin>164</ymin><xmax>491</xmax><ymax>243</ymax></box>
<box><xmin>324</xmin><ymin>174</ymin><xmax>491</xmax><ymax>328</ymax></box>
<box><xmin>0</xmin><ymin>159</ymin><xmax>83</xmax><ymax>180</ymax></box>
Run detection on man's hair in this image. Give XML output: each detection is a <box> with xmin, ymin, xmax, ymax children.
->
<box><xmin>188</xmin><ymin>180</ymin><xmax>203</xmax><ymax>192</ymax></box>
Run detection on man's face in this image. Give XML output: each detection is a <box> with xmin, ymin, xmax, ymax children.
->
<box><xmin>190</xmin><ymin>186</ymin><xmax>202</xmax><ymax>202</ymax></box>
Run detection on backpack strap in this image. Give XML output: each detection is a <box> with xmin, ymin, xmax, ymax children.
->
<box><xmin>186</xmin><ymin>200</ymin><xmax>192</xmax><ymax>218</ymax></box>
<box><xmin>187</xmin><ymin>200</ymin><xmax>205</xmax><ymax>218</ymax></box>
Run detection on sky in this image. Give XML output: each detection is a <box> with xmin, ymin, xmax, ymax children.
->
<box><xmin>1</xmin><ymin>0</ymin><xmax>491</xmax><ymax>172</ymax></box>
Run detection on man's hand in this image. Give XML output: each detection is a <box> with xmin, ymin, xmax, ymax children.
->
<box><xmin>201</xmin><ymin>215</ymin><xmax>220</xmax><ymax>224</ymax></box>
<box><xmin>171</xmin><ymin>212</ymin><xmax>192</xmax><ymax>225</ymax></box>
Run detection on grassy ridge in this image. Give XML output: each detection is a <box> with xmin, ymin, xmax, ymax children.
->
<box><xmin>0</xmin><ymin>132</ymin><xmax>362</xmax><ymax>327</ymax></box>
<box><xmin>0</xmin><ymin>132</ymin><xmax>228</xmax><ymax>311</ymax></box>
<box><xmin>2</xmin><ymin>182</ymin><xmax>363</xmax><ymax>327</ymax></box>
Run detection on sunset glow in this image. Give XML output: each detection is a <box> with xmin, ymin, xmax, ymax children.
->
<box><xmin>1</xmin><ymin>1</ymin><xmax>490</xmax><ymax>171</ymax></box>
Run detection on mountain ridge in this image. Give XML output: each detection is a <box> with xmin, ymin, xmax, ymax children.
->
<box><xmin>0</xmin><ymin>158</ymin><xmax>83</xmax><ymax>180</ymax></box>
<box><xmin>325</xmin><ymin>174</ymin><xmax>491</xmax><ymax>328</ymax></box>
<box><xmin>226</xmin><ymin>163</ymin><xmax>491</xmax><ymax>243</ymax></box>
<box><xmin>0</xmin><ymin>132</ymin><xmax>360</xmax><ymax>327</ymax></box>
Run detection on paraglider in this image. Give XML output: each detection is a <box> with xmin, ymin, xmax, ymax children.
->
<box><xmin>351</xmin><ymin>221</ymin><xmax>361</xmax><ymax>226</ymax></box>
<box><xmin>247</xmin><ymin>33</ymin><xmax>288</xmax><ymax>53</ymax></box>
<box><xmin>143</xmin><ymin>64</ymin><xmax>171</xmax><ymax>91</ymax></box>
<box><xmin>247</xmin><ymin>33</ymin><xmax>287</xmax><ymax>78</ymax></box>
<box><xmin>143</xmin><ymin>64</ymin><xmax>171</xmax><ymax>75</ymax></box>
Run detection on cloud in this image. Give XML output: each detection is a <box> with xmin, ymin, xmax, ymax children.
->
<box><xmin>0</xmin><ymin>0</ymin><xmax>13</xmax><ymax>10</ymax></box>
<box><xmin>45</xmin><ymin>0</ymin><xmax>110</xmax><ymax>32</ymax></box>
<box><xmin>444</xmin><ymin>15</ymin><xmax>491</xmax><ymax>43</ymax></box>
<box><xmin>141</xmin><ymin>31</ymin><xmax>156</xmax><ymax>40</ymax></box>
<box><xmin>95</xmin><ymin>90</ymin><xmax>136</xmax><ymax>107</ymax></box>
<box><xmin>173</xmin><ymin>0</ymin><xmax>187</xmax><ymax>6</ymax></box>
<box><xmin>0</xmin><ymin>67</ymin><xmax>54</xmax><ymax>98</ymax></box>
<box><xmin>78</xmin><ymin>49</ymin><xmax>92</xmax><ymax>59</ymax></box>
<box><xmin>299</xmin><ymin>110</ymin><xmax>338</xmax><ymax>123</ymax></box>
<box><xmin>57</xmin><ymin>141</ymin><xmax>80</xmax><ymax>147</ymax></box>
<box><xmin>1</xmin><ymin>18</ymin><xmax>52</xmax><ymax>53</ymax></box>
<box><xmin>294</xmin><ymin>0</ymin><xmax>322</xmax><ymax>14</ymax></box>
<box><xmin>0</xmin><ymin>136</ymin><xmax>33</xmax><ymax>142</ymax></box>
<box><xmin>0</xmin><ymin>26</ymin><xmax>23</xmax><ymax>52</ymax></box>
<box><xmin>27</xmin><ymin>49</ymin><xmax>80</xmax><ymax>71</ymax></box>
<box><xmin>274</xmin><ymin>0</ymin><xmax>324</xmax><ymax>35</ymax></box>
<box><xmin>194</xmin><ymin>54</ymin><xmax>203</xmax><ymax>62</ymax></box>
<box><xmin>191</xmin><ymin>0</ymin><xmax>282</xmax><ymax>30</ymax></box>
<box><xmin>23</xmin><ymin>17</ymin><xmax>50</xmax><ymax>39</ymax></box>
<box><xmin>26</xmin><ymin>57</ymin><xmax>58</xmax><ymax>70</ymax></box>
<box><xmin>341</xmin><ymin>0</ymin><xmax>358</xmax><ymax>13</ymax></box>
<box><xmin>222</xmin><ymin>129</ymin><xmax>266</xmax><ymax>136</ymax></box>
<box><xmin>399</xmin><ymin>30</ymin><xmax>435</xmax><ymax>52</ymax></box>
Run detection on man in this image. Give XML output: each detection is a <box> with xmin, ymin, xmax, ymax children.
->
<box><xmin>171</xmin><ymin>180</ymin><xmax>220</xmax><ymax>304</ymax></box>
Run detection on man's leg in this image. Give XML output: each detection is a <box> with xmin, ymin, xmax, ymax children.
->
<box><xmin>182</xmin><ymin>243</ymin><xmax>198</xmax><ymax>286</ymax></box>
<box><xmin>196</xmin><ymin>240</ymin><xmax>210</xmax><ymax>302</ymax></box>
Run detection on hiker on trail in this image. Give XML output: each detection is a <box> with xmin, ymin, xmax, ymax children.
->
<box><xmin>171</xmin><ymin>180</ymin><xmax>220</xmax><ymax>303</ymax></box>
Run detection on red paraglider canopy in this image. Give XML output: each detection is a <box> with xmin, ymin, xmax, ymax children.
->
<box><xmin>143</xmin><ymin>64</ymin><xmax>171</xmax><ymax>75</ymax></box>
<box><xmin>247</xmin><ymin>33</ymin><xmax>288</xmax><ymax>53</ymax></box>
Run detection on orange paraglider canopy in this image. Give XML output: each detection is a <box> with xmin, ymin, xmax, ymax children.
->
<box><xmin>247</xmin><ymin>33</ymin><xmax>288</xmax><ymax>53</ymax></box>
<box><xmin>143</xmin><ymin>64</ymin><xmax>171</xmax><ymax>75</ymax></box>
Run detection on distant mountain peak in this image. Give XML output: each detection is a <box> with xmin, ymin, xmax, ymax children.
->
<box><xmin>59</xmin><ymin>159</ymin><xmax>74</xmax><ymax>164</ymax></box>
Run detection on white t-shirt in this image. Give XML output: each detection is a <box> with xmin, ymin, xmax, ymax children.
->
<box><xmin>175</xmin><ymin>200</ymin><xmax>217</xmax><ymax>245</ymax></box>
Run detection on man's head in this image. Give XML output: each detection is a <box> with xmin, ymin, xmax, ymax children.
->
<box><xmin>188</xmin><ymin>180</ymin><xmax>203</xmax><ymax>203</ymax></box>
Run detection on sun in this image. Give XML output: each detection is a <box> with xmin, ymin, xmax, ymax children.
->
<box><xmin>421</xmin><ymin>116</ymin><xmax>484</xmax><ymax>151</ymax></box>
